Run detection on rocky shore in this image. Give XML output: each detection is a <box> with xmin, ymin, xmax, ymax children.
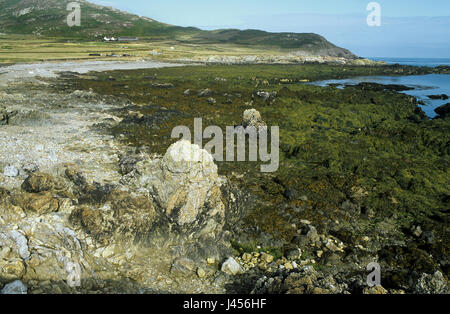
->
<box><xmin>0</xmin><ymin>62</ymin><xmax>449</xmax><ymax>294</ymax></box>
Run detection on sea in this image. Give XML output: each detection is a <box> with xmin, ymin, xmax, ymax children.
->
<box><xmin>309</xmin><ymin>58</ymin><xmax>450</xmax><ymax>118</ymax></box>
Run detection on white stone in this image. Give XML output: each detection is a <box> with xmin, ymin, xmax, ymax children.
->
<box><xmin>3</xmin><ymin>165</ymin><xmax>19</xmax><ymax>177</ymax></box>
<box><xmin>221</xmin><ymin>257</ymin><xmax>243</xmax><ymax>275</ymax></box>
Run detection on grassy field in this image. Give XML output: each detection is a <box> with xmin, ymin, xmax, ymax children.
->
<box><xmin>0</xmin><ymin>34</ymin><xmax>304</xmax><ymax>64</ymax></box>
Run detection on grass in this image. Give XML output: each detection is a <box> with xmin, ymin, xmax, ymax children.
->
<box><xmin>0</xmin><ymin>34</ymin><xmax>345</xmax><ymax>64</ymax></box>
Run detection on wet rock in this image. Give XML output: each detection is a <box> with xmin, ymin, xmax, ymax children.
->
<box><xmin>22</xmin><ymin>172</ymin><xmax>55</xmax><ymax>193</ymax></box>
<box><xmin>1</xmin><ymin>280</ymin><xmax>27</xmax><ymax>294</ymax></box>
<box><xmin>434</xmin><ymin>103</ymin><xmax>450</xmax><ymax>118</ymax></box>
<box><xmin>427</xmin><ymin>94</ymin><xmax>449</xmax><ymax>100</ymax></box>
<box><xmin>221</xmin><ymin>257</ymin><xmax>243</xmax><ymax>275</ymax></box>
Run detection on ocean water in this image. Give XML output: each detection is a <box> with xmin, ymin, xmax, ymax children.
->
<box><xmin>309</xmin><ymin>57</ymin><xmax>450</xmax><ymax>118</ymax></box>
<box><xmin>368</xmin><ymin>57</ymin><xmax>450</xmax><ymax>68</ymax></box>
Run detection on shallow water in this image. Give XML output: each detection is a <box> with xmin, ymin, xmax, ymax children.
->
<box><xmin>309</xmin><ymin>74</ymin><xmax>450</xmax><ymax>118</ymax></box>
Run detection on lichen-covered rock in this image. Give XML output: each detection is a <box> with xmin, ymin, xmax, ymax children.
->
<box><xmin>242</xmin><ymin>109</ymin><xmax>267</xmax><ymax>129</ymax></box>
<box><xmin>123</xmin><ymin>140</ymin><xmax>225</xmax><ymax>239</ymax></box>
<box><xmin>22</xmin><ymin>172</ymin><xmax>56</xmax><ymax>193</ymax></box>
<box><xmin>12</xmin><ymin>191</ymin><xmax>59</xmax><ymax>214</ymax></box>
<box><xmin>414</xmin><ymin>271</ymin><xmax>449</xmax><ymax>294</ymax></box>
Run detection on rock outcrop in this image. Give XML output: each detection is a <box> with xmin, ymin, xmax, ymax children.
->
<box><xmin>242</xmin><ymin>109</ymin><xmax>267</xmax><ymax>130</ymax></box>
<box><xmin>122</xmin><ymin>140</ymin><xmax>226</xmax><ymax>239</ymax></box>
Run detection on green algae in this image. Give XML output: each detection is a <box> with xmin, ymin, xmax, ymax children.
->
<box><xmin>66</xmin><ymin>64</ymin><xmax>449</xmax><ymax>283</ymax></box>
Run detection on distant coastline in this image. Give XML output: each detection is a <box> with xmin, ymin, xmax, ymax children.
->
<box><xmin>368</xmin><ymin>57</ymin><xmax>450</xmax><ymax>67</ymax></box>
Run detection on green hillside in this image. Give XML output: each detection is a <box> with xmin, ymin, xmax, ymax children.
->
<box><xmin>0</xmin><ymin>0</ymin><xmax>356</xmax><ymax>58</ymax></box>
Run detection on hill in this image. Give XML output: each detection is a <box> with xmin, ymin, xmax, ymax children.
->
<box><xmin>0</xmin><ymin>0</ymin><xmax>356</xmax><ymax>58</ymax></box>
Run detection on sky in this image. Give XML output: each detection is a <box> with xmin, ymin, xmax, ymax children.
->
<box><xmin>90</xmin><ymin>0</ymin><xmax>450</xmax><ymax>58</ymax></box>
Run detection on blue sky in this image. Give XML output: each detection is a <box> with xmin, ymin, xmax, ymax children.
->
<box><xmin>91</xmin><ymin>0</ymin><xmax>450</xmax><ymax>58</ymax></box>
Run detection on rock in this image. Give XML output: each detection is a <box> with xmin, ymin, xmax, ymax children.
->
<box><xmin>21</xmin><ymin>162</ymin><xmax>39</xmax><ymax>175</ymax></box>
<box><xmin>119</xmin><ymin>154</ymin><xmax>143</xmax><ymax>175</ymax></box>
<box><xmin>198</xmin><ymin>89</ymin><xmax>212</xmax><ymax>97</ymax></box>
<box><xmin>242</xmin><ymin>253</ymin><xmax>252</xmax><ymax>263</ymax></box>
<box><xmin>255</xmin><ymin>91</ymin><xmax>277</xmax><ymax>102</ymax></box>
<box><xmin>0</xmin><ymin>106</ymin><xmax>9</xmax><ymax>125</ymax></box>
<box><xmin>21</xmin><ymin>172</ymin><xmax>55</xmax><ymax>193</ymax></box>
<box><xmin>109</xmin><ymin>190</ymin><xmax>156</xmax><ymax>238</ymax></box>
<box><xmin>1</xmin><ymin>280</ymin><xmax>27</xmax><ymax>294</ymax></box>
<box><xmin>435</xmin><ymin>103</ymin><xmax>450</xmax><ymax>118</ymax></box>
<box><xmin>412</xmin><ymin>226</ymin><xmax>423</xmax><ymax>238</ymax></box>
<box><xmin>296</xmin><ymin>225</ymin><xmax>320</xmax><ymax>245</ymax></box>
<box><xmin>150</xmin><ymin>83</ymin><xmax>175</xmax><ymax>89</ymax></box>
<box><xmin>427</xmin><ymin>94</ymin><xmax>449</xmax><ymax>100</ymax></box>
<box><xmin>260</xmin><ymin>252</ymin><xmax>274</xmax><ymax>264</ymax></box>
<box><xmin>221</xmin><ymin>257</ymin><xmax>243</xmax><ymax>275</ymax></box>
<box><xmin>414</xmin><ymin>271</ymin><xmax>449</xmax><ymax>294</ymax></box>
<box><xmin>122</xmin><ymin>140</ymin><xmax>225</xmax><ymax>239</ymax></box>
<box><xmin>14</xmin><ymin>191</ymin><xmax>59</xmax><ymax>214</ymax></box>
<box><xmin>3</xmin><ymin>165</ymin><xmax>19</xmax><ymax>177</ymax></box>
<box><xmin>207</xmin><ymin>97</ymin><xmax>216</xmax><ymax>105</ymax></box>
<box><xmin>171</xmin><ymin>258</ymin><xmax>196</xmax><ymax>277</ymax></box>
<box><xmin>363</xmin><ymin>285</ymin><xmax>388</xmax><ymax>294</ymax></box>
<box><xmin>197</xmin><ymin>267</ymin><xmax>206</xmax><ymax>278</ymax></box>
<box><xmin>286</xmin><ymin>249</ymin><xmax>302</xmax><ymax>260</ymax></box>
<box><xmin>284</xmin><ymin>262</ymin><xmax>294</xmax><ymax>270</ymax></box>
<box><xmin>242</xmin><ymin>109</ymin><xmax>267</xmax><ymax>129</ymax></box>
<box><xmin>183</xmin><ymin>89</ymin><xmax>191</xmax><ymax>96</ymax></box>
